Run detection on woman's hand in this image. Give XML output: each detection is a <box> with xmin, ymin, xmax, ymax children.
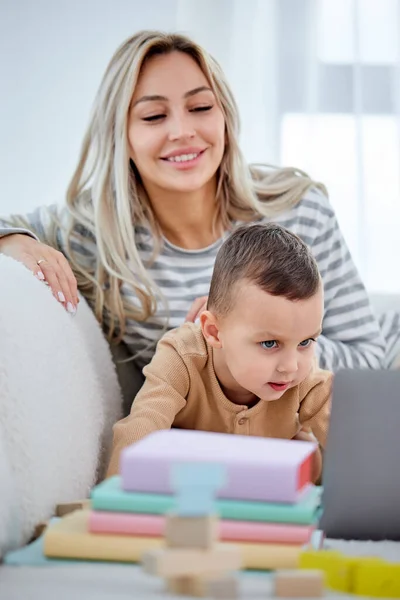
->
<box><xmin>185</xmin><ymin>295</ymin><xmax>208</xmax><ymax>323</ymax></box>
<box><xmin>0</xmin><ymin>233</ymin><xmax>79</xmax><ymax>313</ymax></box>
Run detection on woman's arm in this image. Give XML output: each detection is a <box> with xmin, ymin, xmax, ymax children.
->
<box><xmin>0</xmin><ymin>205</ymin><xmax>96</xmax><ymax>310</ymax></box>
<box><xmin>0</xmin><ymin>204</ymin><xmax>96</xmax><ymax>268</ymax></box>
<box><xmin>314</xmin><ymin>205</ymin><xmax>385</xmax><ymax>369</ymax></box>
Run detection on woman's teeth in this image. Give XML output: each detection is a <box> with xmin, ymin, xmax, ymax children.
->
<box><xmin>166</xmin><ymin>153</ymin><xmax>199</xmax><ymax>163</ymax></box>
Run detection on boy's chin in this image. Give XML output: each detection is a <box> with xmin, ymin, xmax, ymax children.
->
<box><xmin>259</xmin><ymin>388</ymin><xmax>288</xmax><ymax>402</ymax></box>
<box><xmin>260</xmin><ymin>395</ymin><xmax>283</xmax><ymax>402</ymax></box>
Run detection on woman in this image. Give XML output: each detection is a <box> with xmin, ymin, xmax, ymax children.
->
<box><xmin>0</xmin><ymin>30</ymin><xmax>397</xmax><ymax>374</ymax></box>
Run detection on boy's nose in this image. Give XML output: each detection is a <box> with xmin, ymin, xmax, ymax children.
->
<box><xmin>276</xmin><ymin>352</ymin><xmax>299</xmax><ymax>375</ymax></box>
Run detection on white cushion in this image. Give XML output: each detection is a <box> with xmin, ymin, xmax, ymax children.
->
<box><xmin>0</xmin><ymin>256</ymin><xmax>122</xmax><ymax>557</ymax></box>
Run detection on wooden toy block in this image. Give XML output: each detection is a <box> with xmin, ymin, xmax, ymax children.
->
<box><xmin>274</xmin><ymin>569</ymin><xmax>324</xmax><ymax>597</ymax></box>
<box><xmin>142</xmin><ymin>544</ymin><xmax>242</xmax><ymax>577</ymax></box>
<box><xmin>206</xmin><ymin>574</ymin><xmax>239</xmax><ymax>599</ymax></box>
<box><xmin>166</xmin><ymin>573</ymin><xmax>238</xmax><ymax>598</ymax></box>
<box><xmin>165</xmin><ymin>513</ymin><xmax>217</xmax><ymax>549</ymax></box>
<box><xmin>32</xmin><ymin>521</ymin><xmax>48</xmax><ymax>541</ymax></box>
<box><xmin>299</xmin><ymin>550</ymin><xmax>357</xmax><ymax>592</ymax></box>
<box><xmin>166</xmin><ymin>576</ymin><xmax>202</xmax><ymax>597</ymax></box>
<box><xmin>353</xmin><ymin>558</ymin><xmax>400</xmax><ymax>598</ymax></box>
<box><xmin>55</xmin><ymin>500</ymin><xmax>90</xmax><ymax>517</ymax></box>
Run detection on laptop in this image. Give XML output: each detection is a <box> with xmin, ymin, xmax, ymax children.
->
<box><xmin>319</xmin><ymin>369</ymin><xmax>400</xmax><ymax>541</ymax></box>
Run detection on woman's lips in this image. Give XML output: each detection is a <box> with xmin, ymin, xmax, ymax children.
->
<box><xmin>161</xmin><ymin>149</ymin><xmax>206</xmax><ymax>170</ymax></box>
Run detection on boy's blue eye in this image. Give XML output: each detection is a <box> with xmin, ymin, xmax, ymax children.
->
<box><xmin>299</xmin><ymin>338</ymin><xmax>315</xmax><ymax>348</ymax></box>
<box><xmin>261</xmin><ymin>340</ymin><xmax>277</xmax><ymax>349</ymax></box>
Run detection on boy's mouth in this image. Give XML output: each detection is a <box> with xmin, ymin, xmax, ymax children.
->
<box><xmin>268</xmin><ymin>382</ymin><xmax>291</xmax><ymax>392</ymax></box>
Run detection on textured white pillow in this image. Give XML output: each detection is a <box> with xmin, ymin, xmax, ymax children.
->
<box><xmin>0</xmin><ymin>255</ymin><xmax>122</xmax><ymax>557</ymax></box>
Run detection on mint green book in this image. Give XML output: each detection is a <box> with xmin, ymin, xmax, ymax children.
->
<box><xmin>91</xmin><ymin>477</ymin><xmax>321</xmax><ymax>525</ymax></box>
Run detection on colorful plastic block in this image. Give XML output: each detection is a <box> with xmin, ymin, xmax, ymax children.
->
<box><xmin>171</xmin><ymin>463</ymin><xmax>226</xmax><ymax>516</ymax></box>
<box><xmin>170</xmin><ymin>462</ymin><xmax>227</xmax><ymax>491</ymax></box>
<box><xmin>299</xmin><ymin>550</ymin><xmax>357</xmax><ymax>592</ymax></box>
<box><xmin>353</xmin><ymin>558</ymin><xmax>400</xmax><ymax>598</ymax></box>
<box><xmin>175</xmin><ymin>489</ymin><xmax>215</xmax><ymax>516</ymax></box>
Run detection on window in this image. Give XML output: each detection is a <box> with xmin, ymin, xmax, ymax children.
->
<box><xmin>277</xmin><ymin>0</ymin><xmax>400</xmax><ymax>292</ymax></box>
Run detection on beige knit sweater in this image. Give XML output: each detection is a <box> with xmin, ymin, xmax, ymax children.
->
<box><xmin>107</xmin><ymin>323</ymin><xmax>332</xmax><ymax>476</ymax></box>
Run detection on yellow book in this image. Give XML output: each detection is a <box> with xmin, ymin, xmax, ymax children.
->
<box><xmin>44</xmin><ymin>510</ymin><xmax>301</xmax><ymax>570</ymax></box>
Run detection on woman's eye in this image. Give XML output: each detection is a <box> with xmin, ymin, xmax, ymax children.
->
<box><xmin>299</xmin><ymin>338</ymin><xmax>315</xmax><ymax>348</ymax></box>
<box><xmin>190</xmin><ymin>105</ymin><xmax>213</xmax><ymax>113</ymax></box>
<box><xmin>142</xmin><ymin>114</ymin><xmax>166</xmax><ymax>122</ymax></box>
<box><xmin>260</xmin><ymin>340</ymin><xmax>277</xmax><ymax>350</ymax></box>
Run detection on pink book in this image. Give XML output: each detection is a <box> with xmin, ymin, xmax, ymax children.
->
<box><xmin>120</xmin><ymin>430</ymin><xmax>317</xmax><ymax>503</ymax></box>
<box><xmin>88</xmin><ymin>511</ymin><xmax>315</xmax><ymax>544</ymax></box>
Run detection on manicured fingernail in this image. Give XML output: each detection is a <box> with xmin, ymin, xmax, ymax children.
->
<box><xmin>67</xmin><ymin>302</ymin><xmax>76</xmax><ymax>315</ymax></box>
<box><xmin>58</xmin><ymin>291</ymin><xmax>66</xmax><ymax>303</ymax></box>
<box><xmin>36</xmin><ymin>271</ymin><xmax>45</xmax><ymax>281</ymax></box>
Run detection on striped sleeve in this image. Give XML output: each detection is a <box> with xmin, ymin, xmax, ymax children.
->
<box><xmin>378</xmin><ymin>311</ymin><xmax>400</xmax><ymax>369</ymax></box>
<box><xmin>0</xmin><ymin>205</ymin><xmax>57</xmax><ymax>244</ymax></box>
<box><xmin>306</xmin><ymin>195</ymin><xmax>386</xmax><ymax>370</ymax></box>
<box><xmin>0</xmin><ymin>226</ymin><xmax>39</xmax><ymax>241</ymax></box>
<box><xmin>0</xmin><ymin>205</ymin><xmax>97</xmax><ymax>271</ymax></box>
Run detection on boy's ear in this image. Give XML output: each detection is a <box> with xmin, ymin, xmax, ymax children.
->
<box><xmin>200</xmin><ymin>310</ymin><xmax>223</xmax><ymax>349</ymax></box>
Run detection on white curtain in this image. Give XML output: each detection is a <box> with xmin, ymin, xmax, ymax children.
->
<box><xmin>177</xmin><ymin>0</ymin><xmax>400</xmax><ymax>294</ymax></box>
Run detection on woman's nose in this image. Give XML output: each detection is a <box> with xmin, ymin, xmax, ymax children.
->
<box><xmin>167</xmin><ymin>112</ymin><xmax>196</xmax><ymax>141</ymax></box>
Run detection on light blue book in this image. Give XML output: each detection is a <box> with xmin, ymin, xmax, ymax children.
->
<box><xmin>91</xmin><ymin>476</ymin><xmax>322</xmax><ymax>525</ymax></box>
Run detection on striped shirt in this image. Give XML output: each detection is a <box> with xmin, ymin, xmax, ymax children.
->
<box><xmin>1</xmin><ymin>187</ymin><xmax>399</xmax><ymax>371</ymax></box>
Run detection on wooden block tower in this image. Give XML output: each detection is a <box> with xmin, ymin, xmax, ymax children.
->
<box><xmin>142</xmin><ymin>462</ymin><xmax>242</xmax><ymax>598</ymax></box>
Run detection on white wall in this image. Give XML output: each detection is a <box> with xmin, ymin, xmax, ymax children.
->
<box><xmin>0</xmin><ymin>0</ymin><xmax>180</xmax><ymax>215</ymax></box>
<box><xmin>0</xmin><ymin>0</ymin><xmax>280</xmax><ymax>217</ymax></box>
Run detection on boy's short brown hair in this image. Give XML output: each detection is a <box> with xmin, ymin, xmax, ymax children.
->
<box><xmin>208</xmin><ymin>223</ymin><xmax>321</xmax><ymax>316</ymax></box>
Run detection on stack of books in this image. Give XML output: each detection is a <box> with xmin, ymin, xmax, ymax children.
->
<box><xmin>43</xmin><ymin>430</ymin><xmax>321</xmax><ymax>570</ymax></box>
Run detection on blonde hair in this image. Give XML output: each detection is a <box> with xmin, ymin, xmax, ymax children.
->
<box><xmin>32</xmin><ymin>31</ymin><xmax>329</xmax><ymax>342</ymax></box>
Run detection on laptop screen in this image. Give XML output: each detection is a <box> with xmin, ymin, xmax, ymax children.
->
<box><xmin>319</xmin><ymin>369</ymin><xmax>400</xmax><ymax>541</ymax></box>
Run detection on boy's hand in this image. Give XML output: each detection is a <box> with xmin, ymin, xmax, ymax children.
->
<box><xmin>292</xmin><ymin>427</ymin><xmax>322</xmax><ymax>484</ymax></box>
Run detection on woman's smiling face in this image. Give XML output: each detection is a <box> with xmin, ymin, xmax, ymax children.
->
<box><xmin>128</xmin><ymin>51</ymin><xmax>226</xmax><ymax>197</ymax></box>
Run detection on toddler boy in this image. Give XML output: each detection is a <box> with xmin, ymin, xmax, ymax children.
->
<box><xmin>107</xmin><ymin>223</ymin><xmax>331</xmax><ymax>481</ymax></box>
